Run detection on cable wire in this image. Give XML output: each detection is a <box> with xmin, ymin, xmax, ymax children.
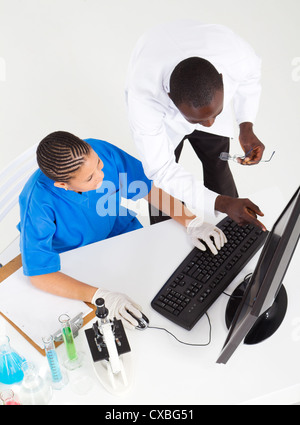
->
<box><xmin>147</xmin><ymin>312</ymin><xmax>212</xmax><ymax>347</ymax></box>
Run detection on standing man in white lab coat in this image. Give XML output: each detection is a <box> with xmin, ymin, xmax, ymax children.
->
<box><xmin>125</xmin><ymin>20</ymin><xmax>266</xmax><ymax>230</ymax></box>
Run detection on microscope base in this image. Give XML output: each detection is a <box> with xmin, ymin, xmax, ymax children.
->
<box><xmin>92</xmin><ymin>353</ymin><xmax>133</xmax><ymax>396</ymax></box>
<box><xmin>85</xmin><ymin>319</ymin><xmax>133</xmax><ymax>395</ymax></box>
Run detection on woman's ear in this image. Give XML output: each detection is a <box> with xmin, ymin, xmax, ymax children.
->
<box><xmin>54</xmin><ymin>181</ymin><xmax>68</xmax><ymax>191</ymax></box>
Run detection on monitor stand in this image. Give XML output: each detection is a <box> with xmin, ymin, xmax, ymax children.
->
<box><xmin>225</xmin><ymin>278</ymin><xmax>288</xmax><ymax>345</ymax></box>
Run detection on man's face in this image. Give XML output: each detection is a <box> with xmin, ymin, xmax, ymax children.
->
<box><xmin>177</xmin><ymin>89</ymin><xmax>224</xmax><ymax>127</ymax></box>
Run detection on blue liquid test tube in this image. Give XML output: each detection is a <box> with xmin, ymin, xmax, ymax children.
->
<box><xmin>43</xmin><ymin>335</ymin><xmax>67</xmax><ymax>390</ymax></box>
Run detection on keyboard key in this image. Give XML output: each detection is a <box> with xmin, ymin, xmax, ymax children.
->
<box><xmin>165</xmin><ymin>305</ymin><xmax>175</xmax><ymax>313</ymax></box>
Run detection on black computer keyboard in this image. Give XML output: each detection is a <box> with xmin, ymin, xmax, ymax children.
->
<box><xmin>151</xmin><ymin>216</ymin><xmax>268</xmax><ymax>330</ymax></box>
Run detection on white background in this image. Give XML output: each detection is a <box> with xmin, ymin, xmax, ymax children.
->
<box><xmin>0</xmin><ymin>0</ymin><xmax>299</xmax><ymax>253</ymax></box>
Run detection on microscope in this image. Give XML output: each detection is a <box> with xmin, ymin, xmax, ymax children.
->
<box><xmin>84</xmin><ymin>298</ymin><xmax>133</xmax><ymax>395</ymax></box>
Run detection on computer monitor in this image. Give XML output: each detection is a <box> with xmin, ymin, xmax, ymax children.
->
<box><xmin>217</xmin><ymin>186</ymin><xmax>300</xmax><ymax>364</ymax></box>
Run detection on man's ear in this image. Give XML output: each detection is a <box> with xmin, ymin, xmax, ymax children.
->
<box><xmin>54</xmin><ymin>181</ymin><xmax>68</xmax><ymax>190</ymax></box>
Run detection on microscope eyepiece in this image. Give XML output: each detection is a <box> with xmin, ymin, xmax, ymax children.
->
<box><xmin>95</xmin><ymin>298</ymin><xmax>109</xmax><ymax>319</ymax></box>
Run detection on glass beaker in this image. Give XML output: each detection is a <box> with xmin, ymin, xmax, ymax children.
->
<box><xmin>0</xmin><ymin>389</ymin><xmax>21</xmax><ymax>405</ymax></box>
<box><xmin>19</xmin><ymin>361</ymin><xmax>52</xmax><ymax>405</ymax></box>
<box><xmin>0</xmin><ymin>335</ymin><xmax>26</xmax><ymax>385</ymax></box>
<box><xmin>42</xmin><ymin>335</ymin><xmax>68</xmax><ymax>390</ymax></box>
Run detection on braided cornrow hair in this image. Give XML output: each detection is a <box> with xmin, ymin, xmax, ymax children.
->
<box><xmin>36</xmin><ymin>131</ymin><xmax>91</xmax><ymax>182</ymax></box>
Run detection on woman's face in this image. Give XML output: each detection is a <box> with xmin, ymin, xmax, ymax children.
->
<box><xmin>55</xmin><ymin>148</ymin><xmax>105</xmax><ymax>192</ymax></box>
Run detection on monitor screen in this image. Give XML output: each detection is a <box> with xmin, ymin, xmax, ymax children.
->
<box><xmin>217</xmin><ymin>186</ymin><xmax>300</xmax><ymax>364</ymax></box>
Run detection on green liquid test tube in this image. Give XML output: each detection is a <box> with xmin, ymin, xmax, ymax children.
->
<box><xmin>59</xmin><ymin>314</ymin><xmax>78</xmax><ymax>362</ymax></box>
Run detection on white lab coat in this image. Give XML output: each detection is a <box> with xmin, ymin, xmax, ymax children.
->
<box><xmin>125</xmin><ymin>20</ymin><xmax>262</xmax><ymax>220</ymax></box>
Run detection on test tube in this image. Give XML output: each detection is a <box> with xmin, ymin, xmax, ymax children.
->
<box><xmin>59</xmin><ymin>314</ymin><xmax>82</xmax><ymax>370</ymax></box>
<box><xmin>43</xmin><ymin>335</ymin><xmax>67</xmax><ymax>390</ymax></box>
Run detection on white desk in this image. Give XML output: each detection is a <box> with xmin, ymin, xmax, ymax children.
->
<box><xmin>1</xmin><ymin>192</ymin><xmax>300</xmax><ymax>405</ymax></box>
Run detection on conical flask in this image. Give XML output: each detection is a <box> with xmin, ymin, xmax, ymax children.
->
<box><xmin>0</xmin><ymin>335</ymin><xmax>26</xmax><ymax>385</ymax></box>
<box><xmin>0</xmin><ymin>389</ymin><xmax>21</xmax><ymax>405</ymax></box>
<box><xmin>19</xmin><ymin>361</ymin><xmax>53</xmax><ymax>405</ymax></box>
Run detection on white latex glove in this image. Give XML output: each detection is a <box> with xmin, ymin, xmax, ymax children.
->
<box><xmin>91</xmin><ymin>288</ymin><xmax>143</xmax><ymax>330</ymax></box>
<box><xmin>187</xmin><ymin>218</ymin><xmax>227</xmax><ymax>255</ymax></box>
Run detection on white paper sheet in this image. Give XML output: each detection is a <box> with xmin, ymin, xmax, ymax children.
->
<box><xmin>0</xmin><ymin>268</ymin><xmax>92</xmax><ymax>349</ymax></box>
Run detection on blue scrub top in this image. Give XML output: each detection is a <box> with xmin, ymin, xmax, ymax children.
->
<box><xmin>18</xmin><ymin>139</ymin><xmax>152</xmax><ymax>276</ymax></box>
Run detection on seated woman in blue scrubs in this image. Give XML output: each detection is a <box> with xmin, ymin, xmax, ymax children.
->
<box><xmin>18</xmin><ymin>131</ymin><xmax>226</xmax><ymax>329</ymax></box>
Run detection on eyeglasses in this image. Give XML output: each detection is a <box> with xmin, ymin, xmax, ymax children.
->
<box><xmin>219</xmin><ymin>149</ymin><xmax>275</xmax><ymax>163</ymax></box>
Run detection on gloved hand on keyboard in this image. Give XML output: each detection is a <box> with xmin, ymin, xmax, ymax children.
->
<box><xmin>91</xmin><ymin>288</ymin><xmax>143</xmax><ymax>330</ymax></box>
<box><xmin>187</xmin><ymin>217</ymin><xmax>227</xmax><ymax>255</ymax></box>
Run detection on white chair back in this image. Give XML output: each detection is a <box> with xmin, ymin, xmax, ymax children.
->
<box><xmin>0</xmin><ymin>143</ymin><xmax>38</xmax><ymax>222</ymax></box>
<box><xmin>0</xmin><ymin>143</ymin><xmax>38</xmax><ymax>265</ymax></box>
